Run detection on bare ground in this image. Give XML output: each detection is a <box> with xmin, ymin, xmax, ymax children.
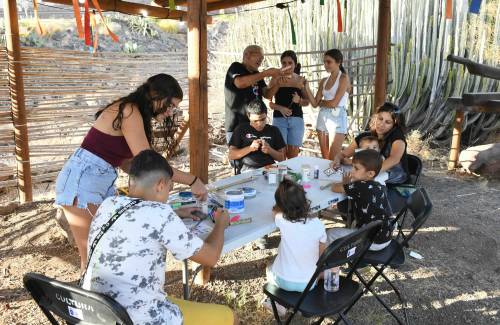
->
<box><xmin>1</xmin><ymin>157</ymin><xmax>499</xmax><ymax>325</ymax></box>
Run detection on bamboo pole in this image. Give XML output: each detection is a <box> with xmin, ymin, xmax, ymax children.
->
<box><xmin>448</xmin><ymin>109</ymin><xmax>464</xmax><ymax>170</ymax></box>
<box><xmin>374</xmin><ymin>0</ymin><xmax>391</xmax><ymax>108</ymax></box>
<box><xmin>4</xmin><ymin>0</ymin><xmax>33</xmax><ymax>203</ymax></box>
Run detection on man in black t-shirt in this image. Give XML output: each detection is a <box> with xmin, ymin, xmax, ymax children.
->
<box><xmin>228</xmin><ymin>100</ymin><xmax>286</xmax><ymax>170</ymax></box>
<box><xmin>224</xmin><ymin>45</ymin><xmax>291</xmax><ymax>143</ymax></box>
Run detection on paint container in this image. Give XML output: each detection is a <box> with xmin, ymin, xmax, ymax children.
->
<box><xmin>224</xmin><ymin>189</ymin><xmax>245</xmax><ymax>213</ymax></box>
<box><xmin>241</xmin><ymin>187</ymin><xmax>257</xmax><ymax>199</ymax></box>
<box><xmin>268</xmin><ymin>167</ymin><xmax>277</xmax><ymax>185</ymax></box>
<box><xmin>301</xmin><ymin>164</ymin><xmax>311</xmax><ymax>190</ymax></box>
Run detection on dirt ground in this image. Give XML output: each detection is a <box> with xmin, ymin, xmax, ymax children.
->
<box><xmin>1</xmin><ymin>153</ymin><xmax>499</xmax><ymax>325</ymax></box>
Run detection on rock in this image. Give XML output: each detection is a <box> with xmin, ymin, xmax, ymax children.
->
<box><xmin>0</xmin><ymin>202</ymin><xmax>18</xmax><ymax>216</ymax></box>
<box><xmin>459</xmin><ymin>143</ymin><xmax>500</xmax><ymax>177</ymax></box>
<box><xmin>55</xmin><ymin>208</ymin><xmax>76</xmax><ymax>247</ymax></box>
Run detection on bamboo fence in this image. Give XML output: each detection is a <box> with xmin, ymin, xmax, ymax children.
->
<box><xmin>211</xmin><ymin>0</ymin><xmax>499</xmax><ymax>144</ymax></box>
<box><xmin>0</xmin><ymin>47</ymin><xmax>188</xmax><ymax>193</ymax></box>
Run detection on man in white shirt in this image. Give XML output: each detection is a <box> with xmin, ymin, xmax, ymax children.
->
<box><xmin>81</xmin><ymin>150</ymin><xmax>237</xmax><ymax>325</ymax></box>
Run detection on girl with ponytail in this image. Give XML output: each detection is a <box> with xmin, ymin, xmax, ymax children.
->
<box><xmin>304</xmin><ymin>49</ymin><xmax>351</xmax><ymax>160</ymax></box>
<box><xmin>268</xmin><ymin>50</ymin><xmax>309</xmax><ymax>158</ymax></box>
<box><xmin>54</xmin><ymin>74</ymin><xmax>208</xmax><ymax>270</ymax></box>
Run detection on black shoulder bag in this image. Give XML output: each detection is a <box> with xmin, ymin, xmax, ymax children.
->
<box><xmin>79</xmin><ymin>198</ymin><xmax>142</xmax><ymax>286</ymax></box>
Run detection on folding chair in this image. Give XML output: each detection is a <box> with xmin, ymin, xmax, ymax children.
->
<box><xmin>404</xmin><ymin>154</ymin><xmax>423</xmax><ymax>185</ymax></box>
<box><xmin>337</xmin><ymin>188</ymin><xmax>433</xmax><ymax>325</ymax></box>
<box><xmin>23</xmin><ymin>273</ymin><xmax>133</xmax><ymax>325</ymax></box>
<box><xmin>230</xmin><ymin>159</ymin><xmax>243</xmax><ymax>175</ymax></box>
<box><xmin>263</xmin><ymin>220</ymin><xmax>383</xmax><ymax>325</ymax></box>
<box><xmin>386</xmin><ymin>154</ymin><xmax>423</xmax><ymax>214</ymax></box>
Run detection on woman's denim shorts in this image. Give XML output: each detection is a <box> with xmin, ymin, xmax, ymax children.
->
<box><xmin>272</xmin><ymin>116</ymin><xmax>305</xmax><ymax>147</ymax></box>
<box><xmin>55</xmin><ymin>148</ymin><xmax>117</xmax><ymax>209</ymax></box>
<box><xmin>316</xmin><ymin>106</ymin><xmax>348</xmax><ymax>135</ymax></box>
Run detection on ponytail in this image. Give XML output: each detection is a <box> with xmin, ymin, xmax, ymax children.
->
<box><xmin>339</xmin><ymin>63</ymin><xmax>345</xmax><ymax>74</ymax></box>
<box><xmin>295</xmin><ymin>62</ymin><xmax>301</xmax><ymax>75</ymax></box>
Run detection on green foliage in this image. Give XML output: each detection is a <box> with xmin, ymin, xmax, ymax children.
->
<box><xmin>21</xmin><ymin>32</ymin><xmax>47</xmax><ymax>48</ymax></box>
<box><xmin>153</xmin><ymin>19</ymin><xmax>179</xmax><ymax>34</ymax></box>
<box><xmin>122</xmin><ymin>41</ymin><xmax>140</xmax><ymax>53</ymax></box>
<box><xmin>125</xmin><ymin>16</ymin><xmax>159</xmax><ymax>38</ymax></box>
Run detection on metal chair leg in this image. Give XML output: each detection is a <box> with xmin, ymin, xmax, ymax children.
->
<box><xmin>339</xmin><ymin>312</ymin><xmax>353</xmax><ymax>325</ymax></box>
<box><xmin>353</xmin><ymin>270</ymin><xmax>406</xmax><ymax>325</ymax></box>
<box><xmin>267</xmin><ymin>299</ymin><xmax>282</xmax><ymax>325</ymax></box>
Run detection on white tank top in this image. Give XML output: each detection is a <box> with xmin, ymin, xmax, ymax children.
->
<box><xmin>322</xmin><ymin>71</ymin><xmax>349</xmax><ymax>107</ymax></box>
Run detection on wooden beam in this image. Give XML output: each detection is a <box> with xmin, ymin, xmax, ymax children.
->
<box><xmin>44</xmin><ymin>0</ymin><xmax>187</xmax><ymax>19</ymax></box>
<box><xmin>3</xmin><ymin>0</ymin><xmax>33</xmax><ymax>202</ymax></box>
<box><xmin>374</xmin><ymin>0</ymin><xmax>391</xmax><ymax>109</ymax></box>
<box><xmin>207</xmin><ymin>0</ymin><xmax>265</xmax><ymax>11</ymax></box>
<box><xmin>157</xmin><ymin>0</ymin><xmax>265</xmax><ymax>12</ymax></box>
<box><xmin>187</xmin><ymin>0</ymin><xmax>208</xmax><ymax>184</ymax></box>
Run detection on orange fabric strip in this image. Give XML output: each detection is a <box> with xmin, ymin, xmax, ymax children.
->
<box><xmin>84</xmin><ymin>0</ymin><xmax>91</xmax><ymax>46</ymax></box>
<box><xmin>32</xmin><ymin>0</ymin><xmax>45</xmax><ymax>35</ymax></box>
<box><xmin>90</xmin><ymin>0</ymin><xmax>120</xmax><ymax>42</ymax></box>
<box><xmin>337</xmin><ymin>0</ymin><xmax>343</xmax><ymax>32</ymax></box>
<box><xmin>445</xmin><ymin>0</ymin><xmax>453</xmax><ymax>19</ymax></box>
<box><xmin>90</xmin><ymin>11</ymin><xmax>98</xmax><ymax>53</ymax></box>
<box><xmin>72</xmin><ymin>0</ymin><xmax>84</xmax><ymax>38</ymax></box>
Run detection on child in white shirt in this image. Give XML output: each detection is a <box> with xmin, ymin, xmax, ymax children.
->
<box><xmin>262</xmin><ymin>179</ymin><xmax>327</xmax><ymax>315</ymax></box>
<box><xmin>267</xmin><ymin>179</ymin><xmax>327</xmax><ymax>291</ymax></box>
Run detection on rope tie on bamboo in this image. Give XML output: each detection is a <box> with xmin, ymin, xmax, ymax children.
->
<box><xmin>276</xmin><ymin>3</ymin><xmax>296</xmax><ymax>45</ymax></box>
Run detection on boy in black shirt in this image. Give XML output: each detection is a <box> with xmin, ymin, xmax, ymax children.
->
<box><xmin>228</xmin><ymin>100</ymin><xmax>286</xmax><ymax>171</ymax></box>
<box><xmin>328</xmin><ymin>149</ymin><xmax>393</xmax><ymax>250</ymax></box>
<box><xmin>224</xmin><ymin>45</ymin><xmax>294</xmax><ymax>143</ymax></box>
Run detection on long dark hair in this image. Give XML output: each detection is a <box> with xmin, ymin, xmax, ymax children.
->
<box><xmin>280</xmin><ymin>50</ymin><xmax>301</xmax><ymax>74</ymax></box>
<box><xmin>324</xmin><ymin>48</ymin><xmax>345</xmax><ymax>73</ymax></box>
<box><xmin>95</xmin><ymin>74</ymin><xmax>183</xmax><ymax>148</ymax></box>
<box><xmin>274</xmin><ymin>179</ymin><xmax>311</xmax><ymax>223</ymax></box>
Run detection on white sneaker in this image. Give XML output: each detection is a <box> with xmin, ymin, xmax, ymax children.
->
<box><xmin>261</xmin><ymin>297</ymin><xmax>287</xmax><ymax>317</ymax></box>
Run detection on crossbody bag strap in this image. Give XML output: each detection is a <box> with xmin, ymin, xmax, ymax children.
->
<box><xmin>80</xmin><ymin>198</ymin><xmax>142</xmax><ymax>286</ymax></box>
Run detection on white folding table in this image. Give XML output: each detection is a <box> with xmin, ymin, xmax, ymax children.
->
<box><xmin>181</xmin><ymin>156</ymin><xmax>347</xmax><ymax>299</ymax></box>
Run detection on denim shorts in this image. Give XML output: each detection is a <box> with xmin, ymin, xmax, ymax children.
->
<box><xmin>316</xmin><ymin>106</ymin><xmax>348</xmax><ymax>135</ymax></box>
<box><xmin>272</xmin><ymin>116</ymin><xmax>305</xmax><ymax>147</ymax></box>
<box><xmin>55</xmin><ymin>148</ymin><xmax>118</xmax><ymax>209</ymax></box>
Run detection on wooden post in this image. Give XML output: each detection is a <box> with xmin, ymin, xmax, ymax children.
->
<box><xmin>448</xmin><ymin>110</ymin><xmax>464</xmax><ymax>170</ymax></box>
<box><xmin>4</xmin><ymin>0</ymin><xmax>33</xmax><ymax>202</ymax></box>
<box><xmin>187</xmin><ymin>0</ymin><xmax>210</xmax><ymax>285</ymax></box>
<box><xmin>187</xmin><ymin>0</ymin><xmax>209</xmax><ymax>184</ymax></box>
<box><xmin>374</xmin><ymin>0</ymin><xmax>391</xmax><ymax>109</ymax></box>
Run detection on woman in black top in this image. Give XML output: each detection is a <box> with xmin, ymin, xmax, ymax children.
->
<box><xmin>331</xmin><ymin>102</ymin><xmax>409</xmax><ymax>184</ymax></box>
<box><xmin>269</xmin><ymin>51</ymin><xmax>309</xmax><ymax>158</ymax></box>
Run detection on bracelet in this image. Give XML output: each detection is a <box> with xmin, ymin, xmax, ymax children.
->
<box><xmin>189</xmin><ymin>176</ymin><xmax>198</xmax><ymax>187</ymax></box>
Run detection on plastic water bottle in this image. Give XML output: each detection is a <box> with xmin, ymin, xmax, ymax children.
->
<box><xmin>324</xmin><ymin>267</ymin><xmax>340</xmax><ymax>292</ymax></box>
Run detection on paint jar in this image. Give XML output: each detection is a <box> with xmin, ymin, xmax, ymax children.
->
<box><xmin>301</xmin><ymin>164</ymin><xmax>311</xmax><ymax>189</ymax></box>
<box><xmin>268</xmin><ymin>167</ymin><xmax>278</xmax><ymax>185</ymax></box>
<box><xmin>324</xmin><ymin>267</ymin><xmax>340</xmax><ymax>292</ymax></box>
<box><xmin>224</xmin><ymin>189</ymin><xmax>245</xmax><ymax>213</ymax></box>
<box><xmin>278</xmin><ymin>165</ymin><xmax>288</xmax><ymax>182</ymax></box>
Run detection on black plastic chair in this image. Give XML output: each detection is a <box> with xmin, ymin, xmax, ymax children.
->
<box><xmin>230</xmin><ymin>159</ymin><xmax>243</xmax><ymax>175</ymax></box>
<box><xmin>23</xmin><ymin>273</ymin><xmax>133</xmax><ymax>325</ymax></box>
<box><xmin>263</xmin><ymin>220</ymin><xmax>383</xmax><ymax>325</ymax></box>
<box><xmin>337</xmin><ymin>188</ymin><xmax>433</xmax><ymax>325</ymax></box>
<box><xmin>405</xmin><ymin>154</ymin><xmax>423</xmax><ymax>185</ymax></box>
